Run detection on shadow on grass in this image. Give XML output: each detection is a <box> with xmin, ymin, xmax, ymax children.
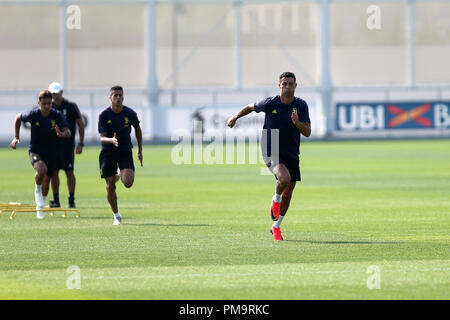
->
<box><xmin>80</xmin><ymin>216</ymin><xmax>132</xmax><ymax>220</ymax></box>
<box><xmin>285</xmin><ymin>239</ymin><xmax>402</xmax><ymax>245</ymax></box>
<box><xmin>126</xmin><ymin>223</ymin><xmax>213</xmax><ymax>227</ymax></box>
<box><xmin>72</xmin><ymin>216</ymin><xmax>212</xmax><ymax>227</ymax></box>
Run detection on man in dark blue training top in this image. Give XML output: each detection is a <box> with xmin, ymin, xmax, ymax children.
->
<box><xmin>48</xmin><ymin>82</ymin><xmax>85</xmax><ymax>209</ymax></box>
<box><xmin>10</xmin><ymin>90</ymin><xmax>71</xmax><ymax>219</ymax></box>
<box><xmin>98</xmin><ymin>86</ymin><xmax>143</xmax><ymax>225</ymax></box>
<box><xmin>227</xmin><ymin>72</ymin><xmax>311</xmax><ymax>241</ymax></box>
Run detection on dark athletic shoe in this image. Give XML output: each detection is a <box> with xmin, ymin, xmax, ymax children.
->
<box><xmin>49</xmin><ymin>200</ymin><xmax>61</xmax><ymax>208</ymax></box>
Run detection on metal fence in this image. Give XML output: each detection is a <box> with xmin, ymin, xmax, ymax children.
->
<box><xmin>1</xmin><ymin>0</ymin><xmax>450</xmax><ymax>140</ymax></box>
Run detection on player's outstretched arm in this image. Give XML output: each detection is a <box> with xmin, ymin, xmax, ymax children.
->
<box><xmin>134</xmin><ymin>125</ymin><xmax>143</xmax><ymax>167</ymax></box>
<box><xmin>76</xmin><ymin>117</ymin><xmax>85</xmax><ymax>154</ymax></box>
<box><xmin>227</xmin><ymin>104</ymin><xmax>255</xmax><ymax>128</ymax></box>
<box><xmin>9</xmin><ymin>113</ymin><xmax>22</xmax><ymax>149</ymax></box>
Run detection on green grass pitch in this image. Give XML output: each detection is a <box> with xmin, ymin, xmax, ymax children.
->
<box><xmin>0</xmin><ymin>139</ymin><xmax>449</xmax><ymax>299</ymax></box>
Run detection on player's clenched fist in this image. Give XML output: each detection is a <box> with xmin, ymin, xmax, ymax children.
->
<box><xmin>291</xmin><ymin>111</ymin><xmax>299</xmax><ymax>125</ymax></box>
<box><xmin>227</xmin><ymin>116</ymin><xmax>237</xmax><ymax>128</ymax></box>
<box><xmin>9</xmin><ymin>137</ymin><xmax>20</xmax><ymax>149</ymax></box>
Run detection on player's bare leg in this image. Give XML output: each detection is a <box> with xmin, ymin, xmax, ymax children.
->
<box><xmin>42</xmin><ymin>175</ymin><xmax>51</xmax><ymax>199</ymax></box>
<box><xmin>51</xmin><ymin>170</ymin><xmax>60</xmax><ymax>195</ymax></box>
<box><xmin>270</xmin><ymin>164</ymin><xmax>292</xmax><ymax>241</ymax></box>
<box><xmin>120</xmin><ymin>168</ymin><xmax>134</xmax><ymax>188</ymax></box>
<box><xmin>33</xmin><ymin>160</ymin><xmax>47</xmax><ymax>218</ymax></box>
<box><xmin>105</xmin><ymin>176</ymin><xmax>118</xmax><ymax>210</ymax></box>
<box><xmin>280</xmin><ymin>182</ymin><xmax>296</xmax><ymax>217</ymax></box>
<box><xmin>270</xmin><ymin>163</ymin><xmax>290</xmax><ymax>221</ymax></box>
<box><xmin>34</xmin><ymin>160</ymin><xmax>47</xmax><ymax>186</ymax></box>
<box><xmin>271</xmin><ymin>181</ymin><xmax>296</xmax><ymax>239</ymax></box>
<box><xmin>65</xmin><ymin>169</ymin><xmax>76</xmax><ymax>207</ymax></box>
<box><xmin>50</xmin><ymin>169</ymin><xmax>61</xmax><ymax>207</ymax></box>
<box><xmin>273</xmin><ymin>163</ymin><xmax>291</xmax><ymax>195</ymax></box>
<box><xmin>106</xmin><ymin>175</ymin><xmax>122</xmax><ymax>225</ymax></box>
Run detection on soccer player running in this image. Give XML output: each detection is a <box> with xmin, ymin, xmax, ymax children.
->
<box><xmin>48</xmin><ymin>82</ymin><xmax>85</xmax><ymax>208</ymax></box>
<box><xmin>98</xmin><ymin>86</ymin><xmax>143</xmax><ymax>225</ymax></box>
<box><xmin>227</xmin><ymin>72</ymin><xmax>311</xmax><ymax>241</ymax></box>
<box><xmin>9</xmin><ymin>90</ymin><xmax>71</xmax><ymax>219</ymax></box>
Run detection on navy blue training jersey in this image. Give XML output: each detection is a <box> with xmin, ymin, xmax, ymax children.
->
<box><xmin>254</xmin><ymin>95</ymin><xmax>310</xmax><ymax>160</ymax></box>
<box><xmin>98</xmin><ymin>106</ymin><xmax>140</xmax><ymax>152</ymax></box>
<box><xmin>20</xmin><ymin>107</ymin><xmax>69</xmax><ymax>155</ymax></box>
<box><xmin>52</xmin><ymin>98</ymin><xmax>82</xmax><ymax>147</ymax></box>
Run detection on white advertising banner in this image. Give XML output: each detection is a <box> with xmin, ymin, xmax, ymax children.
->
<box><xmin>167</xmin><ymin>100</ymin><xmax>324</xmax><ymax>141</ymax></box>
<box><xmin>0</xmin><ymin>100</ymin><xmax>324</xmax><ymax>143</ymax></box>
<box><xmin>0</xmin><ymin>105</ymin><xmax>152</xmax><ymax>144</ymax></box>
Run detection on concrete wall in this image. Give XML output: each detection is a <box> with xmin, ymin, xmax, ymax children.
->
<box><xmin>0</xmin><ymin>2</ymin><xmax>449</xmax><ymax>90</ymax></box>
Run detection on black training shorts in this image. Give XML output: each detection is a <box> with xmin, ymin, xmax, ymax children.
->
<box><xmin>55</xmin><ymin>143</ymin><xmax>75</xmax><ymax>171</ymax></box>
<box><xmin>99</xmin><ymin>149</ymin><xmax>135</xmax><ymax>179</ymax></box>
<box><xmin>265</xmin><ymin>156</ymin><xmax>301</xmax><ymax>182</ymax></box>
<box><xmin>29</xmin><ymin>151</ymin><xmax>55</xmax><ymax>178</ymax></box>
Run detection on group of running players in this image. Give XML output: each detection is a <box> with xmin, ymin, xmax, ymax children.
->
<box><xmin>10</xmin><ymin>72</ymin><xmax>310</xmax><ymax>241</ymax></box>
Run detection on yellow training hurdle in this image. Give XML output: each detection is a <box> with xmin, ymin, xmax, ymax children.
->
<box><xmin>0</xmin><ymin>202</ymin><xmax>80</xmax><ymax>220</ymax></box>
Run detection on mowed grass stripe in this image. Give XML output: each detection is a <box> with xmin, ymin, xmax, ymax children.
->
<box><xmin>0</xmin><ymin>260</ymin><xmax>448</xmax><ymax>299</ymax></box>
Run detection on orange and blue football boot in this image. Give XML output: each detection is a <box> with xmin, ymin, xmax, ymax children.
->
<box><xmin>270</xmin><ymin>226</ymin><xmax>283</xmax><ymax>241</ymax></box>
<box><xmin>270</xmin><ymin>200</ymin><xmax>281</xmax><ymax>221</ymax></box>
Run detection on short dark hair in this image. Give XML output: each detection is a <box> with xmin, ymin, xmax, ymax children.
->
<box><xmin>38</xmin><ymin>90</ymin><xmax>52</xmax><ymax>101</ymax></box>
<box><xmin>110</xmin><ymin>85</ymin><xmax>123</xmax><ymax>93</ymax></box>
<box><xmin>279</xmin><ymin>72</ymin><xmax>296</xmax><ymax>83</ymax></box>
